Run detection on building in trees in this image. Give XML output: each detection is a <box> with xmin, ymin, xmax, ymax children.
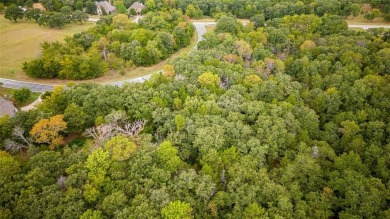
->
<box><xmin>127</xmin><ymin>2</ymin><xmax>145</xmax><ymax>15</ymax></box>
<box><xmin>95</xmin><ymin>1</ymin><xmax>115</xmax><ymax>15</ymax></box>
<box><xmin>32</xmin><ymin>3</ymin><xmax>45</xmax><ymax>11</ymax></box>
<box><xmin>0</xmin><ymin>97</ymin><xmax>17</xmax><ymax>117</ymax></box>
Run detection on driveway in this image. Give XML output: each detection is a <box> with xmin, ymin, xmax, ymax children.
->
<box><xmin>193</xmin><ymin>22</ymin><xmax>216</xmax><ymax>43</ymax></box>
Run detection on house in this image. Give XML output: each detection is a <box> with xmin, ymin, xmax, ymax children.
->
<box><xmin>128</xmin><ymin>2</ymin><xmax>145</xmax><ymax>15</ymax></box>
<box><xmin>32</xmin><ymin>3</ymin><xmax>46</xmax><ymax>11</ymax></box>
<box><xmin>96</xmin><ymin>1</ymin><xmax>116</xmax><ymax>15</ymax></box>
<box><xmin>0</xmin><ymin>97</ymin><xmax>17</xmax><ymax>117</ymax></box>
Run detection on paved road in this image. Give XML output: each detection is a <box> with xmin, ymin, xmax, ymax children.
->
<box><xmin>0</xmin><ymin>22</ymin><xmax>210</xmax><ymax>91</ymax></box>
<box><xmin>0</xmin><ymin>78</ymin><xmax>54</xmax><ymax>92</ymax></box>
<box><xmin>1</xmin><ymin>22</ymin><xmax>387</xmax><ymax>92</ymax></box>
<box><xmin>193</xmin><ymin>22</ymin><xmax>214</xmax><ymax>43</ymax></box>
<box><xmin>348</xmin><ymin>24</ymin><xmax>390</xmax><ymax>30</ymax></box>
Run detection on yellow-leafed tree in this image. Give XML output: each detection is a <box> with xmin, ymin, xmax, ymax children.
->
<box><xmin>30</xmin><ymin>115</ymin><xmax>67</xmax><ymax>149</ymax></box>
<box><xmin>162</xmin><ymin>65</ymin><xmax>175</xmax><ymax>78</ymax></box>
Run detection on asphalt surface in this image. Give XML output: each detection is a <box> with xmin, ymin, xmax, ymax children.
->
<box><xmin>348</xmin><ymin>24</ymin><xmax>390</xmax><ymax>30</ymax></box>
<box><xmin>0</xmin><ymin>22</ymin><xmax>388</xmax><ymax>92</ymax></box>
<box><xmin>0</xmin><ymin>78</ymin><xmax>54</xmax><ymax>92</ymax></box>
<box><xmin>0</xmin><ymin>22</ymin><xmax>210</xmax><ymax>91</ymax></box>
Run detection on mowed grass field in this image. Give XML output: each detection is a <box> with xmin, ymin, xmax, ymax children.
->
<box><xmin>0</xmin><ymin>16</ymin><xmax>94</xmax><ymax>81</ymax></box>
<box><xmin>346</xmin><ymin>14</ymin><xmax>389</xmax><ymax>25</ymax></box>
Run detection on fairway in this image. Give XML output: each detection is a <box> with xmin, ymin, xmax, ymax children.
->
<box><xmin>0</xmin><ymin>16</ymin><xmax>94</xmax><ymax>80</ymax></box>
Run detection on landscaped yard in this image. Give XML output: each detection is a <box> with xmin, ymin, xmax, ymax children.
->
<box><xmin>0</xmin><ymin>16</ymin><xmax>95</xmax><ymax>81</ymax></box>
<box><xmin>0</xmin><ymin>86</ymin><xmax>40</xmax><ymax>108</ymax></box>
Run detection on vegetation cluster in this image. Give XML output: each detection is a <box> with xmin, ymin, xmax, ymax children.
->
<box><xmin>22</xmin><ymin>9</ymin><xmax>194</xmax><ymax>79</ymax></box>
<box><xmin>1</xmin><ymin>9</ymin><xmax>390</xmax><ymax>218</ymax></box>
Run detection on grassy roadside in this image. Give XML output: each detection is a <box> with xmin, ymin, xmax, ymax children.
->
<box><xmin>0</xmin><ymin>16</ymin><xmax>95</xmax><ymax>80</ymax></box>
<box><xmin>205</xmin><ymin>25</ymin><xmax>215</xmax><ymax>33</ymax></box>
<box><xmin>0</xmin><ymin>87</ymin><xmax>41</xmax><ymax>108</ymax></box>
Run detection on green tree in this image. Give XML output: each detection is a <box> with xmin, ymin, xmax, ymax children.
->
<box><xmin>85</xmin><ymin>1</ymin><xmax>96</xmax><ymax>14</ymax></box>
<box><xmin>48</xmin><ymin>12</ymin><xmax>67</xmax><ymax>28</ymax></box>
<box><xmin>197</xmin><ymin>71</ymin><xmax>220</xmax><ymax>88</ymax></box>
<box><xmin>145</xmin><ymin>0</ymin><xmax>156</xmax><ymax>11</ymax></box>
<box><xmin>215</xmin><ymin>16</ymin><xmax>240</xmax><ymax>35</ymax></box>
<box><xmin>161</xmin><ymin>200</ymin><xmax>193</xmax><ymax>219</ymax></box>
<box><xmin>0</xmin><ymin>151</ymin><xmax>20</xmax><ymax>185</ymax></box>
<box><xmin>4</xmin><ymin>5</ymin><xmax>24</xmax><ymax>22</ymax></box>
<box><xmin>104</xmin><ymin>135</ymin><xmax>136</xmax><ymax>161</ymax></box>
<box><xmin>185</xmin><ymin>4</ymin><xmax>202</xmax><ymax>18</ymax></box>
<box><xmin>63</xmin><ymin>103</ymin><xmax>87</xmax><ymax>133</ymax></box>
<box><xmin>250</xmin><ymin>14</ymin><xmax>265</xmax><ymax>28</ymax></box>
<box><xmin>85</xmin><ymin>148</ymin><xmax>111</xmax><ymax>186</ymax></box>
<box><xmin>80</xmin><ymin>209</ymin><xmax>104</xmax><ymax>219</ymax></box>
<box><xmin>114</xmin><ymin>1</ymin><xmax>127</xmax><ymax>14</ymax></box>
<box><xmin>129</xmin><ymin>8</ymin><xmax>136</xmax><ymax>16</ymax></box>
<box><xmin>72</xmin><ymin>10</ymin><xmax>88</xmax><ymax>24</ymax></box>
<box><xmin>101</xmin><ymin>191</ymin><xmax>128</xmax><ymax>216</ymax></box>
<box><xmin>13</xmin><ymin>87</ymin><xmax>32</xmax><ymax>103</ymax></box>
<box><xmin>25</xmin><ymin>8</ymin><xmax>42</xmax><ymax>22</ymax></box>
<box><xmin>157</xmin><ymin>141</ymin><xmax>183</xmax><ymax>172</ymax></box>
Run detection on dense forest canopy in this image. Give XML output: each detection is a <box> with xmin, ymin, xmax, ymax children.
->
<box><xmin>1</xmin><ymin>0</ymin><xmax>390</xmax><ymax>218</ymax></box>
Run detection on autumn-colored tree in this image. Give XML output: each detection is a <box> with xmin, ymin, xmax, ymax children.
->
<box><xmin>30</xmin><ymin>115</ymin><xmax>67</xmax><ymax>149</ymax></box>
<box><xmin>197</xmin><ymin>71</ymin><xmax>220</xmax><ymax>88</ymax></box>
<box><xmin>300</xmin><ymin>40</ymin><xmax>316</xmax><ymax>51</ymax></box>
<box><xmin>243</xmin><ymin>74</ymin><xmax>262</xmax><ymax>87</ymax></box>
<box><xmin>162</xmin><ymin>65</ymin><xmax>175</xmax><ymax>78</ymax></box>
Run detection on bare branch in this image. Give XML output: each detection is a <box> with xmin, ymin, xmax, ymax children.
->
<box><xmin>4</xmin><ymin>139</ymin><xmax>28</xmax><ymax>153</ymax></box>
<box><xmin>86</xmin><ymin>123</ymin><xmax>118</xmax><ymax>147</ymax></box>
<box><xmin>118</xmin><ymin>120</ymin><xmax>146</xmax><ymax>137</ymax></box>
<box><xmin>13</xmin><ymin>126</ymin><xmax>32</xmax><ymax>146</ymax></box>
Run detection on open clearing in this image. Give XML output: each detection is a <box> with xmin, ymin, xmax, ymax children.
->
<box><xmin>0</xmin><ymin>16</ymin><xmax>197</xmax><ymax>85</ymax></box>
<box><xmin>0</xmin><ymin>16</ymin><xmax>94</xmax><ymax>80</ymax></box>
<box><xmin>346</xmin><ymin>15</ymin><xmax>389</xmax><ymax>25</ymax></box>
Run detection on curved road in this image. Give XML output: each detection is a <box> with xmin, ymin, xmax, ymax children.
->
<box><xmin>0</xmin><ymin>22</ymin><xmax>213</xmax><ymax>92</ymax></box>
<box><xmin>1</xmin><ymin>22</ymin><xmax>389</xmax><ymax>92</ymax></box>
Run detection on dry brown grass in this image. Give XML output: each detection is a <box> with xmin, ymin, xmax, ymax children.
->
<box><xmin>0</xmin><ymin>16</ymin><xmax>95</xmax><ymax>80</ymax></box>
<box><xmin>0</xmin><ymin>16</ymin><xmax>198</xmax><ymax>85</ymax></box>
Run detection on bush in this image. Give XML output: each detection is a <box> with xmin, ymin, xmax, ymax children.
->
<box><xmin>13</xmin><ymin>87</ymin><xmax>32</xmax><ymax>103</ymax></box>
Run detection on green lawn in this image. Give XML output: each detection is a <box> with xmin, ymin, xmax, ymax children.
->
<box><xmin>205</xmin><ymin>25</ymin><xmax>215</xmax><ymax>33</ymax></box>
<box><xmin>0</xmin><ymin>87</ymin><xmax>40</xmax><ymax>108</ymax></box>
<box><xmin>0</xmin><ymin>16</ymin><xmax>94</xmax><ymax>81</ymax></box>
<box><xmin>346</xmin><ymin>14</ymin><xmax>389</xmax><ymax>25</ymax></box>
